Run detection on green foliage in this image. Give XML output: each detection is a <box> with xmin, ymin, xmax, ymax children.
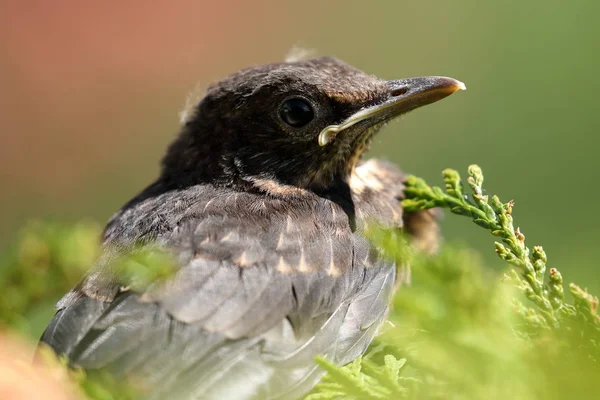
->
<box><xmin>305</xmin><ymin>355</ymin><xmax>411</xmax><ymax>400</ymax></box>
<box><xmin>0</xmin><ymin>221</ymin><xmax>101</xmax><ymax>336</ymax></box>
<box><xmin>0</xmin><ymin>221</ymin><xmax>177</xmax><ymax>339</ymax></box>
<box><xmin>110</xmin><ymin>247</ymin><xmax>178</xmax><ymax>292</ymax></box>
<box><xmin>77</xmin><ymin>369</ymin><xmax>143</xmax><ymax>400</ymax></box>
<box><xmin>308</xmin><ymin>165</ymin><xmax>600</xmax><ymax>400</ymax></box>
<box><xmin>402</xmin><ymin>165</ymin><xmax>599</xmax><ymax>336</ymax></box>
<box><xmin>0</xmin><ymin>222</ymin><xmax>176</xmax><ymax>399</ymax></box>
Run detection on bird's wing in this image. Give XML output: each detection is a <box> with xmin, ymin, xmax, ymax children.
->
<box><xmin>41</xmin><ymin>184</ymin><xmax>398</xmax><ymax>399</ymax></box>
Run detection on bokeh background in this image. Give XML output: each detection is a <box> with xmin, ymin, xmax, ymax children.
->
<box><xmin>1</xmin><ymin>0</ymin><xmax>599</xmax><ymax>306</ymax></box>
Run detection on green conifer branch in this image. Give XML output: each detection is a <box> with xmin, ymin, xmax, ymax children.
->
<box><xmin>402</xmin><ymin>165</ymin><xmax>599</xmax><ymax>330</ymax></box>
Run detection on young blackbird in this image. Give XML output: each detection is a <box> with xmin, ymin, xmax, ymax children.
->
<box><xmin>40</xmin><ymin>56</ymin><xmax>465</xmax><ymax>399</ymax></box>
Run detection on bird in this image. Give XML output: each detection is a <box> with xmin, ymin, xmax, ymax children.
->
<box><xmin>40</xmin><ymin>56</ymin><xmax>465</xmax><ymax>399</ymax></box>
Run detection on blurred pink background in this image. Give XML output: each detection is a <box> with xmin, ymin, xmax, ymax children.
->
<box><xmin>0</xmin><ymin>1</ymin><xmax>327</xmax><ymax>243</ymax></box>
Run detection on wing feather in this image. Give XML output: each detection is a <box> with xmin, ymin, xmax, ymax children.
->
<box><xmin>41</xmin><ymin>161</ymin><xmax>421</xmax><ymax>399</ymax></box>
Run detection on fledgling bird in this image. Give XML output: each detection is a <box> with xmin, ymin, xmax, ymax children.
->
<box><xmin>40</xmin><ymin>56</ymin><xmax>464</xmax><ymax>399</ymax></box>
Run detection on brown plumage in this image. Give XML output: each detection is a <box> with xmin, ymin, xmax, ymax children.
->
<box><xmin>40</xmin><ymin>56</ymin><xmax>464</xmax><ymax>399</ymax></box>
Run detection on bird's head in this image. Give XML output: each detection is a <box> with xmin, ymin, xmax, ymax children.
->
<box><xmin>162</xmin><ymin>57</ymin><xmax>465</xmax><ymax>191</ymax></box>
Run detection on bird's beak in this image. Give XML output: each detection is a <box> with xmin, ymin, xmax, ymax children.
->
<box><xmin>318</xmin><ymin>76</ymin><xmax>466</xmax><ymax>146</ymax></box>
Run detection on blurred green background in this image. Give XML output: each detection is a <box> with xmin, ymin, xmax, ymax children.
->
<box><xmin>1</xmin><ymin>0</ymin><xmax>599</xmax><ymax>322</ymax></box>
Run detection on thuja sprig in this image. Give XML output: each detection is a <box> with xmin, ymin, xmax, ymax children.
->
<box><xmin>401</xmin><ymin>165</ymin><xmax>599</xmax><ymax>328</ymax></box>
<box><xmin>305</xmin><ymin>355</ymin><xmax>412</xmax><ymax>400</ymax></box>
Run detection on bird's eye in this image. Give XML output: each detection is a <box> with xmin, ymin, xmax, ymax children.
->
<box><xmin>279</xmin><ymin>98</ymin><xmax>314</xmax><ymax>128</ymax></box>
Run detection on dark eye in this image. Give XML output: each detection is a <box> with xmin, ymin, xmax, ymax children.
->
<box><xmin>279</xmin><ymin>98</ymin><xmax>314</xmax><ymax>128</ymax></box>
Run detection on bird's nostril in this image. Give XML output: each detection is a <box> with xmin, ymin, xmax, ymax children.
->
<box><xmin>390</xmin><ymin>87</ymin><xmax>409</xmax><ymax>97</ymax></box>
